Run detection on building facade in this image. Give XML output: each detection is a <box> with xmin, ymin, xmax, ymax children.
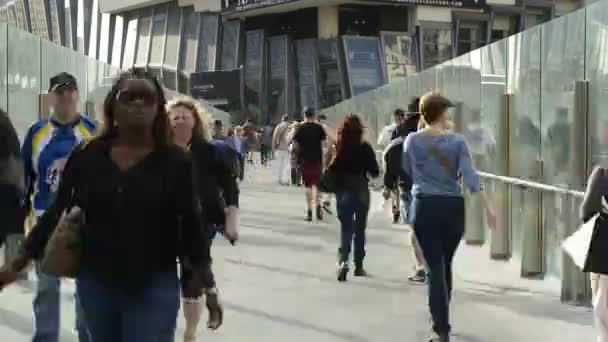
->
<box><xmin>0</xmin><ymin>0</ymin><xmax>586</xmax><ymax>123</ymax></box>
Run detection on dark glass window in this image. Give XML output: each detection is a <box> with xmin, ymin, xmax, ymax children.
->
<box><xmin>135</xmin><ymin>9</ymin><xmax>152</xmax><ymax>66</ymax></box>
<box><xmin>220</xmin><ymin>20</ymin><xmax>241</xmax><ymax>70</ymax></box>
<box><xmin>343</xmin><ymin>36</ymin><xmax>386</xmax><ymax>96</ymax></box>
<box><xmin>149</xmin><ymin>5</ymin><xmax>167</xmax><ymax>67</ymax></box>
<box><xmin>421</xmin><ymin>25</ymin><xmax>452</xmax><ymax>69</ymax></box>
<box><xmin>491</xmin><ymin>14</ymin><xmax>519</xmax><ymax>43</ymax></box>
<box><xmin>295</xmin><ymin>39</ymin><xmax>319</xmax><ymax>113</ymax></box>
<box><xmin>197</xmin><ymin>14</ymin><xmax>219</xmax><ymax>72</ymax></box>
<box><xmin>178</xmin><ymin>6</ymin><xmax>198</xmax><ymax>73</ymax></box>
<box><xmin>163</xmin><ymin>3</ymin><xmax>180</xmax><ymax>69</ymax></box>
<box><xmin>317</xmin><ymin>39</ymin><xmax>345</xmax><ymax>108</ymax></box>
<box><xmin>457</xmin><ymin>21</ymin><xmax>486</xmax><ymax>56</ymax></box>
<box><xmin>524</xmin><ymin>7</ymin><xmax>551</xmax><ymax>29</ymax></box>
<box><xmin>268</xmin><ymin>35</ymin><xmax>293</xmax><ymax>123</ymax></box>
<box><xmin>244</xmin><ymin>29</ymin><xmax>265</xmax><ymax>122</ymax></box>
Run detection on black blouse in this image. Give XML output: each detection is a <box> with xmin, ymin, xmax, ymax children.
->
<box><xmin>21</xmin><ymin>138</ymin><xmax>214</xmax><ymax>293</ymax></box>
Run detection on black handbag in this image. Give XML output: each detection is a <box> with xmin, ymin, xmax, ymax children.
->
<box><xmin>319</xmin><ymin>167</ymin><xmax>337</xmax><ymax>194</ymax></box>
<box><xmin>583</xmin><ymin>212</ymin><xmax>608</xmax><ymax>275</ymax></box>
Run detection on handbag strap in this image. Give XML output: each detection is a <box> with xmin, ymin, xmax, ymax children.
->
<box><xmin>421</xmin><ymin>133</ymin><xmax>459</xmax><ymax>181</ymax></box>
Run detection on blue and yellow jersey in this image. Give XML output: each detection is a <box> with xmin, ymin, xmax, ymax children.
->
<box><xmin>22</xmin><ymin>114</ymin><xmax>96</xmax><ymax>217</ymax></box>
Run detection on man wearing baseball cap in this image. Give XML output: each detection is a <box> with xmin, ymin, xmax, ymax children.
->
<box><xmin>22</xmin><ymin>72</ymin><xmax>95</xmax><ymax>342</ymax></box>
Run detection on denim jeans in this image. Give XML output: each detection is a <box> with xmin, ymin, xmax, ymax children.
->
<box><xmin>412</xmin><ymin>195</ymin><xmax>465</xmax><ymax>336</ymax></box>
<box><xmin>32</xmin><ymin>263</ymin><xmax>90</xmax><ymax>342</ymax></box>
<box><xmin>76</xmin><ymin>269</ymin><xmax>180</xmax><ymax>342</ymax></box>
<box><xmin>336</xmin><ymin>190</ymin><xmax>370</xmax><ymax>264</ymax></box>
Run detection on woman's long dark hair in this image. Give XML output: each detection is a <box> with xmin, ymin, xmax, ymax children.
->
<box><xmin>100</xmin><ymin>68</ymin><xmax>173</xmax><ymax>146</ymax></box>
<box><xmin>0</xmin><ymin>109</ymin><xmax>20</xmax><ymax>159</ymax></box>
<box><xmin>332</xmin><ymin>113</ymin><xmax>364</xmax><ymax>164</ymax></box>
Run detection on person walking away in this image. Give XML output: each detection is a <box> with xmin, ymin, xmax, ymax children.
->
<box><xmin>260</xmin><ymin>123</ymin><xmax>274</xmax><ymax>167</ymax></box>
<box><xmin>377</xmin><ymin>108</ymin><xmax>405</xmax><ymax>149</ymax></box>
<box><xmin>318</xmin><ymin>114</ymin><xmax>334</xmax><ymax>213</ymax></box>
<box><xmin>292</xmin><ymin>108</ymin><xmax>334</xmax><ymax>222</ymax></box>
<box><xmin>329</xmin><ymin>114</ymin><xmax>379</xmax><ymax>281</ymax></box>
<box><xmin>169</xmin><ymin>97</ymin><xmax>238</xmax><ymax>342</ymax></box>
<box><xmin>0</xmin><ymin>69</ymin><xmax>223</xmax><ymax>342</ymax></box>
<box><xmin>0</xmin><ymin>109</ymin><xmax>25</xmax><ymax>249</ymax></box>
<box><xmin>273</xmin><ymin>115</ymin><xmax>291</xmax><ymax>185</ymax></box>
<box><xmin>287</xmin><ymin>121</ymin><xmax>302</xmax><ymax>186</ymax></box>
<box><xmin>21</xmin><ymin>73</ymin><xmax>94</xmax><ymax>342</ymax></box>
<box><xmin>403</xmin><ymin>94</ymin><xmax>495</xmax><ymax>342</ymax></box>
<box><xmin>384</xmin><ymin>110</ymin><xmax>427</xmax><ymax>284</ymax></box>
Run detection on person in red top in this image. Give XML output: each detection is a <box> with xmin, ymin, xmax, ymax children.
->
<box><xmin>293</xmin><ymin>108</ymin><xmax>334</xmax><ymax>221</ymax></box>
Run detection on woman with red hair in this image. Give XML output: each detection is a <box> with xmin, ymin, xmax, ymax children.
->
<box><xmin>327</xmin><ymin>114</ymin><xmax>379</xmax><ymax>281</ymax></box>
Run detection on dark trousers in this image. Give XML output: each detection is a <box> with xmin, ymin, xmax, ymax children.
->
<box><xmin>291</xmin><ymin>166</ymin><xmax>302</xmax><ymax>186</ymax></box>
<box><xmin>412</xmin><ymin>195</ymin><xmax>465</xmax><ymax>336</ymax></box>
<box><xmin>336</xmin><ymin>191</ymin><xmax>369</xmax><ymax>264</ymax></box>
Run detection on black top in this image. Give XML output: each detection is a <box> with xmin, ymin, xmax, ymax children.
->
<box><xmin>383</xmin><ymin>136</ymin><xmax>412</xmax><ymax>192</ymax></box>
<box><xmin>191</xmin><ymin>137</ymin><xmax>240</xmax><ymax>225</ymax></box>
<box><xmin>293</xmin><ymin>122</ymin><xmax>327</xmax><ymax>163</ymax></box>
<box><xmin>331</xmin><ymin>142</ymin><xmax>380</xmax><ymax>186</ymax></box>
<box><xmin>21</xmin><ymin>138</ymin><xmax>214</xmax><ymax>293</ymax></box>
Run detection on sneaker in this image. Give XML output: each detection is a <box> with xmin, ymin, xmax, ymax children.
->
<box><xmin>428</xmin><ymin>332</ymin><xmax>449</xmax><ymax>342</ymax></box>
<box><xmin>408</xmin><ymin>269</ymin><xmax>427</xmax><ymax>284</ymax></box>
<box><xmin>316</xmin><ymin>205</ymin><xmax>323</xmax><ymax>221</ymax></box>
<box><xmin>337</xmin><ymin>262</ymin><xmax>349</xmax><ymax>282</ymax></box>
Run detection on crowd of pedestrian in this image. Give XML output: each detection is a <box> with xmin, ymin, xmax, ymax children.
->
<box><xmin>0</xmin><ymin>67</ymin><xmax>602</xmax><ymax>342</ymax></box>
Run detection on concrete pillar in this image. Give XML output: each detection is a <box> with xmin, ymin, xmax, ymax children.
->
<box><xmin>318</xmin><ymin>6</ymin><xmax>339</xmax><ymax>40</ymax></box>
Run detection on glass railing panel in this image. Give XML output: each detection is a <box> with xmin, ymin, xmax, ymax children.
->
<box><xmin>540</xmin><ymin>9</ymin><xmax>586</xmax><ymax>284</ymax></box>
<box><xmin>586</xmin><ymin>0</ymin><xmax>608</xmax><ymax>171</ymax></box>
<box><xmin>7</xmin><ymin>25</ymin><xmax>41</xmax><ymax>138</ymax></box>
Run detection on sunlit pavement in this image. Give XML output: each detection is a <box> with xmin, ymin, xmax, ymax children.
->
<box><xmin>0</xmin><ymin>162</ymin><xmax>594</xmax><ymax>341</ymax></box>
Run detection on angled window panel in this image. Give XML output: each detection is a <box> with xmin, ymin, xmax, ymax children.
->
<box><xmin>134</xmin><ymin>8</ymin><xmax>152</xmax><ymax>67</ymax></box>
<box><xmin>47</xmin><ymin>0</ymin><xmax>61</xmax><ymax>44</ymax></box>
<box><xmin>220</xmin><ymin>20</ymin><xmax>241</xmax><ymax>70</ymax></box>
<box><xmin>178</xmin><ymin>6</ymin><xmax>199</xmax><ymax>74</ymax></box>
<box><xmin>122</xmin><ymin>15</ymin><xmax>138</xmax><ymax>70</ymax></box>
<box><xmin>76</xmin><ymin>0</ymin><xmax>93</xmax><ymax>54</ymax></box>
<box><xmin>148</xmin><ymin>4</ymin><xmax>167</xmax><ymax>68</ymax></box>
<box><xmin>342</xmin><ymin>36</ymin><xmax>387</xmax><ymax>97</ymax></box>
<box><xmin>98</xmin><ymin>13</ymin><xmax>112</xmax><ymax>63</ymax></box>
<box><xmin>317</xmin><ymin>39</ymin><xmax>346</xmax><ymax>108</ymax></box>
<box><xmin>14</xmin><ymin>0</ymin><xmax>28</xmax><ymax>31</ymax></box>
<box><xmin>162</xmin><ymin>2</ymin><xmax>180</xmax><ymax>70</ymax></box>
<box><xmin>88</xmin><ymin>0</ymin><xmax>99</xmax><ymax>58</ymax></box>
<box><xmin>63</xmin><ymin>0</ymin><xmax>77</xmax><ymax>49</ymax></box>
<box><xmin>268</xmin><ymin>35</ymin><xmax>294</xmax><ymax>123</ymax></box>
<box><xmin>27</xmin><ymin>0</ymin><xmax>50</xmax><ymax>39</ymax></box>
<box><xmin>295</xmin><ymin>39</ymin><xmax>319</xmax><ymax>113</ymax></box>
<box><xmin>111</xmin><ymin>14</ymin><xmax>124</xmax><ymax>68</ymax></box>
<box><xmin>244</xmin><ymin>29</ymin><xmax>265</xmax><ymax>122</ymax></box>
<box><xmin>196</xmin><ymin>13</ymin><xmax>219</xmax><ymax>72</ymax></box>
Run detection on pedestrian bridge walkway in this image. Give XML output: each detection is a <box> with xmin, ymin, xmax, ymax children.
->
<box><xmin>0</xmin><ymin>166</ymin><xmax>593</xmax><ymax>341</ymax></box>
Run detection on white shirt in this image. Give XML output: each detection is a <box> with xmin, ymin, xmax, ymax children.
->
<box><xmin>377</xmin><ymin>123</ymin><xmax>398</xmax><ymax>148</ymax></box>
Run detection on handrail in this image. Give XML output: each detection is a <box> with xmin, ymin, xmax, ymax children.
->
<box><xmin>373</xmin><ymin>149</ymin><xmax>584</xmax><ymax>197</ymax></box>
<box><xmin>477</xmin><ymin>172</ymin><xmax>585</xmax><ymax>198</ymax></box>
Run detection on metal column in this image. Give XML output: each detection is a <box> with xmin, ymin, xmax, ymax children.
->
<box><xmin>491</xmin><ymin>94</ymin><xmax>512</xmax><ymax>259</ymax></box>
<box><xmin>561</xmin><ymin>80</ymin><xmax>591</xmax><ymax>304</ymax></box>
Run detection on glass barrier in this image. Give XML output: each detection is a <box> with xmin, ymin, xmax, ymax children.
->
<box><xmin>320</xmin><ymin>4</ymin><xmax>595</xmax><ymax>303</ymax></box>
<box><xmin>1</xmin><ymin>23</ymin><xmax>230</xmax><ymax>140</ymax></box>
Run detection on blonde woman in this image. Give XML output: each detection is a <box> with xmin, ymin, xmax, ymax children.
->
<box><xmin>167</xmin><ymin>97</ymin><xmax>240</xmax><ymax>342</ymax></box>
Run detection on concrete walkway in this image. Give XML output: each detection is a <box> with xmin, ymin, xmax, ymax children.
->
<box><xmin>0</xmin><ymin>163</ymin><xmax>594</xmax><ymax>341</ymax></box>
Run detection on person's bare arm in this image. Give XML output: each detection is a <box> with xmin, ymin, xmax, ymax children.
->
<box><xmin>323</xmin><ymin>124</ymin><xmax>336</xmax><ymax>145</ymax></box>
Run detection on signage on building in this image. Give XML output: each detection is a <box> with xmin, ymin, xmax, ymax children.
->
<box><xmin>224</xmin><ymin>0</ymin><xmax>486</xmax><ymax>11</ymax></box>
<box><xmin>190</xmin><ymin>68</ymin><xmax>245</xmax><ymax>112</ymax></box>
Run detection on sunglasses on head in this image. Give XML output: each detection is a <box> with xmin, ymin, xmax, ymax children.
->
<box><xmin>115</xmin><ymin>88</ymin><xmax>157</xmax><ymax>106</ymax></box>
<box><xmin>51</xmin><ymin>83</ymin><xmax>77</xmax><ymax>95</ymax></box>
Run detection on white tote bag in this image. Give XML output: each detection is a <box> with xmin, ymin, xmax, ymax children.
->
<box><xmin>562</xmin><ymin>214</ymin><xmax>598</xmax><ymax>270</ymax></box>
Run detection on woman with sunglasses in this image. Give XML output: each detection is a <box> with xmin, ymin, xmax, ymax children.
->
<box><xmin>0</xmin><ymin>69</ymin><xmax>223</xmax><ymax>342</ymax></box>
<box><xmin>168</xmin><ymin>96</ymin><xmax>239</xmax><ymax>342</ymax></box>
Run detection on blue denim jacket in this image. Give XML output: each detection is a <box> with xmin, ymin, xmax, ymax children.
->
<box><xmin>402</xmin><ymin>131</ymin><xmax>481</xmax><ymax>197</ymax></box>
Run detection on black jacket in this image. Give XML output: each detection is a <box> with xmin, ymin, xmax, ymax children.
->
<box><xmin>21</xmin><ymin>138</ymin><xmax>214</xmax><ymax>292</ymax></box>
<box><xmin>191</xmin><ymin>138</ymin><xmax>240</xmax><ymax>226</ymax></box>
<box><xmin>383</xmin><ymin>136</ymin><xmax>412</xmax><ymax>192</ymax></box>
